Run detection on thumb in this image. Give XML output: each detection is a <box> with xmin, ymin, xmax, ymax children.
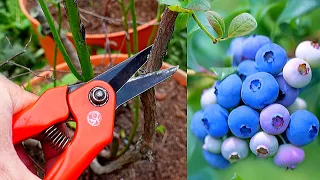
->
<box><xmin>0</xmin><ymin>75</ymin><xmax>39</xmax><ymax>179</ymax></box>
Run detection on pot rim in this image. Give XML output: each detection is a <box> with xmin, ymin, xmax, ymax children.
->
<box><xmin>26</xmin><ymin>54</ymin><xmax>186</xmax><ymax>87</ymax></box>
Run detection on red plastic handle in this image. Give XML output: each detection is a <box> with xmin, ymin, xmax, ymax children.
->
<box><xmin>45</xmin><ymin>80</ymin><xmax>115</xmax><ymax>180</ymax></box>
<box><xmin>12</xmin><ymin>86</ymin><xmax>69</xmax><ymax>144</ymax></box>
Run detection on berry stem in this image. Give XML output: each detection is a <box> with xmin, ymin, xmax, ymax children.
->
<box><xmin>278</xmin><ymin>135</ymin><xmax>287</xmax><ymax>144</ymax></box>
<box><xmin>191</xmin><ymin>12</ymin><xmax>218</xmax><ymax>44</ymax></box>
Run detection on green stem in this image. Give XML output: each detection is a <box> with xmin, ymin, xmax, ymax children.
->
<box><xmin>278</xmin><ymin>135</ymin><xmax>287</xmax><ymax>144</ymax></box>
<box><xmin>117</xmin><ymin>97</ymin><xmax>139</xmax><ymax>157</ymax></box>
<box><xmin>191</xmin><ymin>12</ymin><xmax>218</xmax><ymax>43</ymax></box>
<box><xmin>38</xmin><ymin>0</ymin><xmax>82</xmax><ymax>81</ymax></box>
<box><xmin>63</xmin><ymin>0</ymin><xmax>93</xmax><ymax>81</ymax></box>
<box><xmin>147</xmin><ymin>4</ymin><xmax>163</xmax><ymax>46</ymax></box>
<box><xmin>53</xmin><ymin>3</ymin><xmax>62</xmax><ymax>87</ymax></box>
<box><xmin>119</xmin><ymin>0</ymin><xmax>131</xmax><ymax>56</ymax></box>
<box><xmin>130</xmin><ymin>0</ymin><xmax>138</xmax><ymax>53</ymax></box>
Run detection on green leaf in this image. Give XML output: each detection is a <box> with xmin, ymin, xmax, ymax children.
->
<box><xmin>227</xmin><ymin>13</ymin><xmax>257</xmax><ymax>38</ymax></box>
<box><xmin>185</xmin><ymin>0</ymin><xmax>211</xmax><ymax>11</ymax></box>
<box><xmin>210</xmin><ymin>67</ymin><xmax>237</xmax><ymax>80</ymax></box>
<box><xmin>205</xmin><ymin>11</ymin><xmax>225</xmax><ymax>38</ymax></box>
<box><xmin>231</xmin><ymin>173</ymin><xmax>243</xmax><ymax>180</ymax></box>
<box><xmin>156</xmin><ymin>125</ymin><xmax>166</xmax><ymax>134</ymax></box>
<box><xmin>175</xmin><ymin>13</ymin><xmax>190</xmax><ymax>30</ymax></box>
<box><xmin>168</xmin><ymin>5</ymin><xmax>192</xmax><ymax>13</ymax></box>
<box><xmin>277</xmin><ymin>0</ymin><xmax>320</xmax><ymax>23</ymax></box>
<box><xmin>158</xmin><ymin>0</ymin><xmax>182</xmax><ymax>6</ymax></box>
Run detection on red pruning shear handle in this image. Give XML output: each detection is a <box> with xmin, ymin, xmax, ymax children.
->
<box><xmin>12</xmin><ymin>46</ymin><xmax>178</xmax><ymax>179</ymax></box>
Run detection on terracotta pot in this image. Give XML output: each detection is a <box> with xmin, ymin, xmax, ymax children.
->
<box><xmin>27</xmin><ymin>54</ymin><xmax>186</xmax><ymax>88</ymax></box>
<box><xmin>19</xmin><ymin>0</ymin><xmax>158</xmax><ymax>66</ymax></box>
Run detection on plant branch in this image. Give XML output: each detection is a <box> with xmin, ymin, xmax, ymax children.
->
<box><xmin>63</xmin><ymin>0</ymin><xmax>93</xmax><ymax>81</ymax></box>
<box><xmin>119</xmin><ymin>0</ymin><xmax>131</xmax><ymax>57</ymax></box>
<box><xmin>191</xmin><ymin>12</ymin><xmax>217</xmax><ymax>43</ymax></box>
<box><xmin>130</xmin><ymin>0</ymin><xmax>138</xmax><ymax>53</ymax></box>
<box><xmin>139</xmin><ymin>8</ymin><xmax>178</xmax><ymax>154</ymax></box>
<box><xmin>53</xmin><ymin>2</ymin><xmax>62</xmax><ymax>87</ymax></box>
<box><xmin>38</xmin><ymin>0</ymin><xmax>82</xmax><ymax>80</ymax></box>
<box><xmin>147</xmin><ymin>4</ymin><xmax>163</xmax><ymax>46</ymax></box>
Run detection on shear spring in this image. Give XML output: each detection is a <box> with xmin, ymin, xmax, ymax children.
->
<box><xmin>42</xmin><ymin>125</ymin><xmax>71</xmax><ymax>151</ymax></box>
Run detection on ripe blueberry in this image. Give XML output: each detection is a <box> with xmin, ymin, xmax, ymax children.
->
<box><xmin>190</xmin><ymin>110</ymin><xmax>207</xmax><ymax>142</ymax></box>
<box><xmin>250</xmin><ymin>131</ymin><xmax>279</xmax><ymax>158</ymax></box>
<box><xmin>286</xmin><ymin>97</ymin><xmax>307</xmax><ymax>114</ymax></box>
<box><xmin>295</xmin><ymin>41</ymin><xmax>320</xmax><ymax>67</ymax></box>
<box><xmin>283</xmin><ymin>58</ymin><xmax>312</xmax><ymax>88</ymax></box>
<box><xmin>227</xmin><ymin>37</ymin><xmax>246</xmax><ymax>66</ymax></box>
<box><xmin>237</xmin><ymin>60</ymin><xmax>259</xmax><ymax>80</ymax></box>
<box><xmin>241</xmin><ymin>72</ymin><xmax>279</xmax><ymax>109</ymax></box>
<box><xmin>260</xmin><ymin>104</ymin><xmax>290</xmax><ymax>135</ymax></box>
<box><xmin>242</xmin><ymin>35</ymin><xmax>271</xmax><ymax>60</ymax></box>
<box><xmin>221</xmin><ymin>137</ymin><xmax>249</xmax><ymax>163</ymax></box>
<box><xmin>203</xmin><ymin>135</ymin><xmax>222</xmax><ymax>154</ymax></box>
<box><xmin>228</xmin><ymin>105</ymin><xmax>260</xmax><ymax>138</ymax></box>
<box><xmin>273</xmin><ymin>144</ymin><xmax>305</xmax><ymax>170</ymax></box>
<box><xmin>275</xmin><ymin>75</ymin><xmax>299</xmax><ymax>107</ymax></box>
<box><xmin>215</xmin><ymin>74</ymin><xmax>242</xmax><ymax>109</ymax></box>
<box><xmin>202</xmin><ymin>104</ymin><xmax>229</xmax><ymax>138</ymax></box>
<box><xmin>201</xmin><ymin>86</ymin><xmax>217</xmax><ymax>109</ymax></box>
<box><xmin>286</xmin><ymin>110</ymin><xmax>319</xmax><ymax>146</ymax></box>
<box><xmin>255</xmin><ymin>43</ymin><xmax>287</xmax><ymax>75</ymax></box>
<box><xmin>202</xmin><ymin>149</ymin><xmax>230</xmax><ymax>169</ymax></box>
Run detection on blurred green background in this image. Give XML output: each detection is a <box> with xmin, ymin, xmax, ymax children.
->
<box><xmin>187</xmin><ymin>0</ymin><xmax>320</xmax><ymax>179</ymax></box>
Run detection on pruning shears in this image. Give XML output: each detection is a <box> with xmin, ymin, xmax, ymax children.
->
<box><xmin>12</xmin><ymin>46</ymin><xmax>178</xmax><ymax>179</ymax></box>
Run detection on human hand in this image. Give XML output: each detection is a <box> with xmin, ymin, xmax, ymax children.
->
<box><xmin>0</xmin><ymin>75</ymin><xmax>67</xmax><ymax>179</ymax></box>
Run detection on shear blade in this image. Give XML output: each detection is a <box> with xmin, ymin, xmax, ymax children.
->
<box><xmin>116</xmin><ymin>66</ymin><xmax>178</xmax><ymax>108</ymax></box>
<box><xmin>68</xmin><ymin>45</ymin><xmax>152</xmax><ymax>93</ymax></box>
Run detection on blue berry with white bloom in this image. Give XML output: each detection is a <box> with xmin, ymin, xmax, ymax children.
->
<box><xmin>275</xmin><ymin>75</ymin><xmax>299</xmax><ymax>107</ymax></box>
<box><xmin>203</xmin><ymin>135</ymin><xmax>222</xmax><ymax>154</ymax></box>
<box><xmin>255</xmin><ymin>43</ymin><xmax>287</xmax><ymax>75</ymax></box>
<box><xmin>202</xmin><ymin>149</ymin><xmax>230</xmax><ymax>169</ymax></box>
<box><xmin>215</xmin><ymin>74</ymin><xmax>242</xmax><ymax>109</ymax></box>
<box><xmin>190</xmin><ymin>110</ymin><xmax>207</xmax><ymax>142</ymax></box>
<box><xmin>200</xmin><ymin>86</ymin><xmax>217</xmax><ymax>109</ymax></box>
<box><xmin>227</xmin><ymin>37</ymin><xmax>246</xmax><ymax>66</ymax></box>
<box><xmin>228</xmin><ymin>105</ymin><xmax>260</xmax><ymax>138</ymax></box>
<box><xmin>286</xmin><ymin>110</ymin><xmax>319</xmax><ymax>146</ymax></box>
<box><xmin>242</xmin><ymin>35</ymin><xmax>271</xmax><ymax>60</ymax></box>
<box><xmin>202</xmin><ymin>104</ymin><xmax>229</xmax><ymax>138</ymax></box>
<box><xmin>221</xmin><ymin>137</ymin><xmax>249</xmax><ymax>163</ymax></box>
<box><xmin>237</xmin><ymin>60</ymin><xmax>259</xmax><ymax>80</ymax></box>
<box><xmin>260</xmin><ymin>104</ymin><xmax>290</xmax><ymax>135</ymax></box>
<box><xmin>250</xmin><ymin>131</ymin><xmax>279</xmax><ymax>158</ymax></box>
<box><xmin>241</xmin><ymin>72</ymin><xmax>279</xmax><ymax>109</ymax></box>
<box><xmin>274</xmin><ymin>144</ymin><xmax>305</xmax><ymax>170</ymax></box>
<box><xmin>283</xmin><ymin>58</ymin><xmax>312</xmax><ymax>88</ymax></box>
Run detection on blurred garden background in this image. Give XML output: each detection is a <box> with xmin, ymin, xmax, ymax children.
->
<box><xmin>0</xmin><ymin>0</ymin><xmax>186</xmax><ymax>85</ymax></box>
<box><xmin>187</xmin><ymin>0</ymin><xmax>320</xmax><ymax>179</ymax></box>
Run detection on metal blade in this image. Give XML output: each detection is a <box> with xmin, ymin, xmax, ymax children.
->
<box><xmin>68</xmin><ymin>45</ymin><xmax>152</xmax><ymax>93</ymax></box>
<box><xmin>116</xmin><ymin>66</ymin><xmax>178</xmax><ymax>108</ymax></box>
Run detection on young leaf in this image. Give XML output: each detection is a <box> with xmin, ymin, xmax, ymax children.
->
<box><xmin>158</xmin><ymin>0</ymin><xmax>182</xmax><ymax>6</ymax></box>
<box><xmin>175</xmin><ymin>13</ymin><xmax>190</xmax><ymax>30</ymax></box>
<box><xmin>210</xmin><ymin>67</ymin><xmax>237</xmax><ymax>80</ymax></box>
<box><xmin>168</xmin><ymin>6</ymin><xmax>192</xmax><ymax>13</ymax></box>
<box><xmin>231</xmin><ymin>173</ymin><xmax>243</xmax><ymax>180</ymax></box>
<box><xmin>185</xmin><ymin>0</ymin><xmax>211</xmax><ymax>11</ymax></box>
<box><xmin>227</xmin><ymin>13</ymin><xmax>257</xmax><ymax>38</ymax></box>
<box><xmin>205</xmin><ymin>11</ymin><xmax>225</xmax><ymax>38</ymax></box>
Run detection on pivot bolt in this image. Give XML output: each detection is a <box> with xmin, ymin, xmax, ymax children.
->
<box><xmin>89</xmin><ymin>87</ymin><xmax>108</xmax><ymax>106</ymax></box>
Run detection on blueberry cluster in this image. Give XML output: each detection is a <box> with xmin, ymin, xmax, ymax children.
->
<box><xmin>191</xmin><ymin>35</ymin><xmax>319</xmax><ymax>170</ymax></box>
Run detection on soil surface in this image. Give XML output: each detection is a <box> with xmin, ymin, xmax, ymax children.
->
<box><xmin>25</xmin><ymin>77</ymin><xmax>186</xmax><ymax>179</ymax></box>
<box><xmin>26</xmin><ymin>0</ymin><xmax>158</xmax><ymax>34</ymax></box>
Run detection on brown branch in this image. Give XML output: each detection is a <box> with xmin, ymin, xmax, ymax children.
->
<box><xmin>89</xmin><ymin>8</ymin><xmax>178</xmax><ymax>175</ymax></box>
<box><xmin>139</xmin><ymin>8</ymin><xmax>178</xmax><ymax>154</ymax></box>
